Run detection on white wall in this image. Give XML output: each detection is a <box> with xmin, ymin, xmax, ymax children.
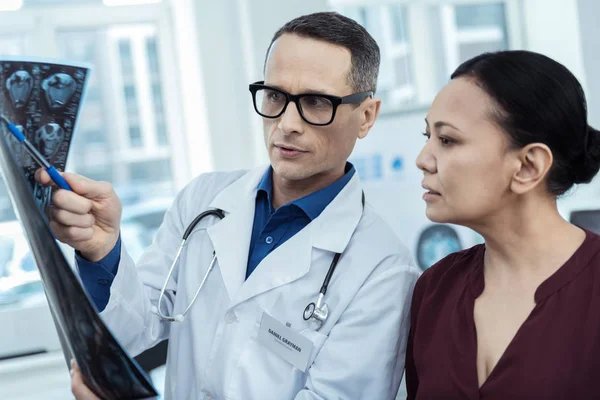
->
<box><xmin>521</xmin><ymin>0</ymin><xmax>600</xmax><ymax>201</ymax></box>
<box><xmin>576</xmin><ymin>0</ymin><xmax>600</xmax><ymax>128</ymax></box>
<box><xmin>521</xmin><ymin>0</ymin><xmax>587</xmax><ymax>89</ymax></box>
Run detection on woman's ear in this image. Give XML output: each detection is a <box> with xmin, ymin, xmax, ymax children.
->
<box><xmin>510</xmin><ymin>143</ymin><xmax>553</xmax><ymax>194</ymax></box>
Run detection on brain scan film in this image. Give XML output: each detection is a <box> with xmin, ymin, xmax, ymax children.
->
<box><xmin>42</xmin><ymin>73</ymin><xmax>76</xmax><ymax>110</ymax></box>
<box><xmin>6</xmin><ymin>70</ymin><xmax>33</xmax><ymax>109</ymax></box>
<box><xmin>34</xmin><ymin>123</ymin><xmax>65</xmax><ymax>159</ymax></box>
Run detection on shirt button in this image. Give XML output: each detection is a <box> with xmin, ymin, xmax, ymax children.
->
<box><xmin>224</xmin><ymin>311</ymin><xmax>237</xmax><ymax>324</ymax></box>
<box><xmin>265</xmin><ymin>236</ymin><xmax>273</xmax><ymax>244</ymax></box>
<box><xmin>97</xmin><ymin>279</ymin><xmax>110</xmax><ymax>285</ymax></box>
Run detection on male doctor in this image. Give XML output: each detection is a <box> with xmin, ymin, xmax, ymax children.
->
<box><xmin>39</xmin><ymin>11</ymin><xmax>419</xmax><ymax>400</ymax></box>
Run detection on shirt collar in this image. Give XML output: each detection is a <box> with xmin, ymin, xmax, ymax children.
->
<box><xmin>256</xmin><ymin>162</ymin><xmax>356</xmax><ymax>220</ymax></box>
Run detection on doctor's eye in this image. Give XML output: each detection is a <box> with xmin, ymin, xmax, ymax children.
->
<box><xmin>264</xmin><ymin>90</ymin><xmax>284</xmax><ymax>103</ymax></box>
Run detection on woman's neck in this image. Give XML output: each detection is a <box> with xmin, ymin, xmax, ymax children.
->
<box><xmin>472</xmin><ymin>197</ymin><xmax>586</xmax><ymax>282</ymax></box>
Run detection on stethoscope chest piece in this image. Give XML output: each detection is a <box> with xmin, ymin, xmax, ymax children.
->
<box><xmin>303</xmin><ymin>295</ymin><xmax>329</xmax><ymax>329</ymax></box>
<box><xmin>303</xmin><ymin>302</ymin><xmax>316</xmax><ymax>321</ymax></box>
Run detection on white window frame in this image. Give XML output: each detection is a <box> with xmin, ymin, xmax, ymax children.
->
<box><xmin>107</xmin><ymin>24</ymin><xmax>171</xmax><ymax>160</ymax></box>
<box><xmin>441</xmin><ymin>2</ymin><xmax>519</xmax><ymax>76</ymax></box>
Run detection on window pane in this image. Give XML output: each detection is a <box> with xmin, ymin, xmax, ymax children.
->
<box><xmin>455</xmin><ymin>3</ymin><xmax>507</xmax><ymax>29</ymax></box>
<box><xmin>0</xmin><ymin>35</ymin><xmax>27</xmax><ymax>56</ymax></box>
<box><xmin>459</xmin><ymin>40</ymin><xmax>506</xmax><ymax>63</ymax></box>
<box><xmin>336</xmin><ymin>4</ymin><xmax>417</xmax><ymax>112</ymax></box>
<box><xmin>146</xmin><ymin>37</ymin><xmax>160</xmax><ymax>75</ymax></box>
<box><xmin>390</xmin><ymin>4</ymin><xmax>409</xmax><ymax>43</ymax></box>
<box><xmin>331</xmin><ymin>1</ymin><xmax>514</xmax><ymax>112</ymax></box>
<box><xmin>128</xmin><ymin>125</ymin><xmax>143</xmax><ymax>147</ymax></box>
<box><xmin>147</xmin><ymin>38</ymin><xmax>168</xmax><ymax>146</ymax></box>
<box><xmin>394</xmin><ymin>55</ymin><xmax>412</xmax><ymax>87</ymax></box>
<box><xmin>119</xmin><ymin>40</ymin><xmax>134</xmax><ymax>78</ymax></box>
<box><xmin>58</xmin><ymin>24</ymin><xmax>175</xmax><ymax>200</ymax></box>
<box><xmin>0</xmin><ymin>35</ymin><xmax>25</xmax><ymax>223</ymax></box>
<box><xmin>57</xmin><ymin>30</ymin><xmax>112</xmax><ymax>174</ymax></box>
<box><xmin>0</xmin><ymin>180</ymin><xmax>16</xmax><ymax>222</ymax></box>
<box><xmin>129</xmin><ymin>158</ymin><xmax>172</xmax><ymax>184</ymax></box>
<box><xmin>0</xmin><ymin>237</ymin><xmax>15</xmax><ymax>277</ymax></box>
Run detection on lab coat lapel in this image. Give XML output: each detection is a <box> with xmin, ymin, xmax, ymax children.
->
<box><xmin>207</xmin><ymin>166</ymin><xmax>267</xmax><ymax>301</ymax></box>
<box><xmin>231</xmin><ymin>223</ymin><xmax>313</xmax><ymax>307</ymax></box>
<box><xmin>230</xmin><ymin>172</ymin><xmax>365</xmax><ymax>307</ymax></box>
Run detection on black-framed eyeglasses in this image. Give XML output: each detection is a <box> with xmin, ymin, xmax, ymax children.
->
<box><xmin>248</xmin><ymin>81</ymin><xmax>373</xmax><ymax>126</ymax></box>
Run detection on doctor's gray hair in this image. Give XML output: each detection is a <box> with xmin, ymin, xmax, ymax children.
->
<box><xmin>265</xmin><ymin>11</ymin><xmax>380</xmax><ymax>94</ymax></box>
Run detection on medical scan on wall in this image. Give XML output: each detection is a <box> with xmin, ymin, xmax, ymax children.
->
<box><xmin>0</xmin><ymin>57</ymin><xmax>158</xmax><ymax>399</ymax></box>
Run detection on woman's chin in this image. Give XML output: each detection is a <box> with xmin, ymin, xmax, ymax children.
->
<box><xmin>425</xmin><ymin>207</ymin><xmax>452</xmax><ymax>224</ymax></box>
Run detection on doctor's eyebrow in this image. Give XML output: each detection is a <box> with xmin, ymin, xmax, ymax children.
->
<box><xmin>264</xmin><ymin>82</ymin><xmax>335</xmax><ymax>96</ymax></box>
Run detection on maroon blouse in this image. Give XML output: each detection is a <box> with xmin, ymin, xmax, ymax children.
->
<box><xmin>405</xmin><ymin>229</ymin><xmax>600</xmax><ymax>399</ymax></box>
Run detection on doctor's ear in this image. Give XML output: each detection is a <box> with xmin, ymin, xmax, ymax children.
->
<box><xmin>357</xmin><ymin>97</ymin><xmax>381</xmax><ymax>139</ymax></box>
<box><xmin>510</xmin><ymin>143</ymin><xmax>553</xmax><ymax>194</ymax></box>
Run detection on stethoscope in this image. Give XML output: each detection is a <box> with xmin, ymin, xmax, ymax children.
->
<box><xmin>152</xmin><ymin>193</ymin><xmax>365</xmax><ymax>330</ymax></box>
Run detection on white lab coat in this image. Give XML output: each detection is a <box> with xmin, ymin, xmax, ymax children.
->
<box><xmin>99</xmin><ymin>165</ymin><xmax>420</xmax><ymax>400</ymax></box>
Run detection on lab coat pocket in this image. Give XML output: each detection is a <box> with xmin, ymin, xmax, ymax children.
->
<box><xmin>270</xmin><ymin>328</ymin><xmax>329</xmax><ymax>399</ymax></box>
<box><xmin>229</xmin><ymin>312</ymin><xmax>328</xmax><ymax>399</ymax></box>
<box><xmin>298</xmin><ymin>328</ymin><xmax>328</xmax><ymax>369</ymax></box>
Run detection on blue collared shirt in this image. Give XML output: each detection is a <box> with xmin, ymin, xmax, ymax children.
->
<box><xmin>77</xmin><ymin>163</ymin><xmax>355</xmax><ymax>311</ymax></box>
<box><xmin>247</xmin><ymin>164</ymin><xmax>355</xmax><ymax>278</ymax></box>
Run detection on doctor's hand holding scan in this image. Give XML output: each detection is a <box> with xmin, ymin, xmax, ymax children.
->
<box><xmin>34</xmin><ymin>170</ymin><xmax>122</xmax><ymax>262</ymax></box>
<box><xmin>37</xmin><ymin>11</ymin><xmax>420</xmax><ymax>400</ymax></box>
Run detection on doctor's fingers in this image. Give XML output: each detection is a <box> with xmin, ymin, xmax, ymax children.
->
<box><xmin>52</xmin><ymin>188</ymin><xmax>94</xmax><ymax>214</ymax></box>
<box><xmin>70</xmin><ymin>361</ymin><xmax>100</xmax><ymax>400</ymax></box>
<box><xmin>50</xmin><ymin>220</ymin><xmax>94</xmax><ymax>244</ymax></box>
<box><xmin>50</xmin><ymin>207</ymin><xmax>95</xmax><ymax>228</ymax></box>
<box><xmin>36</xmin><ymin>169</ymin><xmax>116</xmax><ymax>201</ymax></box>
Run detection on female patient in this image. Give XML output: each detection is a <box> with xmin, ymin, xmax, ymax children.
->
<box><xmin>406</xmin><ymin>50</ymin><xmax>600</xmax><ymax>399</ymax></box>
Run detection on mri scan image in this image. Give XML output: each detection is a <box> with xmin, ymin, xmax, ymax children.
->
<box><xmin>416</xmin><ymin>224</ymin><xmax>463</xmax><ymax>271</ymax></box>
<box><xmin>6</xmin><ymin>70</ymin><xmax>33</xmax><ymax>109</ymax></box>
<box><xmin>4</xmin><ymin>124</ymin><xmax>25</xmax><ymax>165</ymax></box>
<box><xmin>1</xmin><ymin>59</ymin><xmax>89</xmax><ymax>215</ymax></box>
<box><xmin>34</xmin><ymin>123</ymin><xmax>65</xmax><ymax>159</ymax></box>
<box><xmin>42</xmin><ymin>73</ymin><xmax>76</xmax><ymax>110</ymax></box>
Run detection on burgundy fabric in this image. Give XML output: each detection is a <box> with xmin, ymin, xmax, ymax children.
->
<box><xmin>405</xmin><ymin>229</ymin><xmax>600</xmax><ymax>399</ymax></box>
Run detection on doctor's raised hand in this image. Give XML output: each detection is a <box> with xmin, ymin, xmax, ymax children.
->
<box><xmin>34</xmin><ymin>169</ymin><xmax>122</xmax><ymax>262</ymax></box>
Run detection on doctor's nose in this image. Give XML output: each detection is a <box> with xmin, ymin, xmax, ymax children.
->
<box><xmin>278</xmin><ymin>101</ymin><xmax>305</xmax><ymax>136</ymax></box>
<box><xmin>416</xmin><ymin>144</ymin><xmax>437</xmax><ymax>174</ymax></box>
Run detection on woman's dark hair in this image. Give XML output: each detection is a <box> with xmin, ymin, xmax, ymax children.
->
<box><xmin>451</xmin><ymin>50</ymin><xmax>600</xmax><ymax>196</ymax></box>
